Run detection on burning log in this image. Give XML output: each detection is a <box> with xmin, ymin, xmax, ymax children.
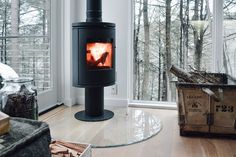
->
<box><xmin>87</xmin><ymin>51</ymin><xmax>109</xmax><ymax>67</ymax></box>
<box><xmin>170</xmin><ymin>65</ymin><xmax>220</xmax><ymax>102</ymax></box>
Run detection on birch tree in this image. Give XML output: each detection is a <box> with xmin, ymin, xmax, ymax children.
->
<box><xmin>163</xmin><ymin>0</ymin><xmax>172</xmax><ymax>101</ymax></box>
<box><xmin>133</xmin><ymin>0</ymin><xmax>142</xmax><ymax>99</ymax></box>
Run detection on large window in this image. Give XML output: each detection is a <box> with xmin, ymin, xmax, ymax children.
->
<box><xmin>223</xmin><ymin>1</ymin><xmax>236</xmax><ymax>77</ymax></box>
<box><xmin>133</xmin><ymin>0</ymin><xmax>235</xmax><ymax>102</ymax></box>
<box><xmin>0</xmin><ymin>0</ymin><xmax>51</xmax><ymax>92</ymax></box>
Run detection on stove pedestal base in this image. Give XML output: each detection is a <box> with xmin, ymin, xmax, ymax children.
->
<box><xmin>74</xmin><ymin>110</ymin><xmax>114</xmax><ymax>122</ymax></box>
<box><xmin>74</xmin><ymin>87</ymin><xmax>114</xmax><ymax>122</ymax></box>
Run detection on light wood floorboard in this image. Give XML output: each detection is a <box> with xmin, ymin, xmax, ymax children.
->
<box><xmin>40</xmin><ymin>105</ymin><xmax>236</xmax><ymax>157</ymax></box>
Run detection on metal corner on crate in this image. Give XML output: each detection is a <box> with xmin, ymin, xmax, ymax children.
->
<box><xmin>80</xmin><ymin>144</ymin><xmax>92</xmax><ymax>157</ymax></box>
<box><xmin>179</xmin><ymin>115</ymin><xmax>185</xmax><ymax>125</ymax></box>
<box><xmin>234</xmin><ymin>119</ymin><xmax>236</xmax><ymax>130</ymax></box>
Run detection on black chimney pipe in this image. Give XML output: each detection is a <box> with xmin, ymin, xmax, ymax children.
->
<box><xmin>86</xmin><ymin>0</ymin><xmax>102</xmax><ymax>22</ymax></box>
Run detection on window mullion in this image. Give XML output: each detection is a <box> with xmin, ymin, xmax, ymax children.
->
<box><xmin>213</xmin><ymin>0</ymin><xmax>223</xmax><ymax>73</ymax></box>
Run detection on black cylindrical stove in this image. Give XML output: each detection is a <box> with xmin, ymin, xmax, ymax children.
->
<box><xmin>72</xmin><ymin>0</ymin><xmax>115</xmax><ymax>121</ymax></box>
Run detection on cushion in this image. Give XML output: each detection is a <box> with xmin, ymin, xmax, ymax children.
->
<box><xmin>0</xmin><ymin>118</ymin><xmax>51</xmax><ymax>157</ymax></box>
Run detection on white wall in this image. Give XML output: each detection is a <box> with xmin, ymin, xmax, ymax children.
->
<box><xmin>62</xmin><ymin>0</ymin><xmax>132</xmax><ymax>106</ymax></box>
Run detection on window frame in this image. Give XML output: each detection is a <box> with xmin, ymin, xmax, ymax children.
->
<box><xmin>0</xmin><ymin>0</ymin><xmax>60</xmax><ymax>111</ymax></box>
<box><xmin>213</xmin><ymin>0</ymin><xmax>223</xmax><ymax>73</ymax></box>
<box><xmin>129</xmin><ymin>0</ymin><xmax>226</xmax><ymax>109</ymax></box>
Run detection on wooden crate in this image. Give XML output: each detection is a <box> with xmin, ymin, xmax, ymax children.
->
<box><xmin>51</xmin><ymin>140</ymin><xmax>92</xmax><ymax>157</ymax></box>
<box><xmin>177</xmin><ymin>73</ymin><xmax>236</xmax><ymax>137</ymax></box>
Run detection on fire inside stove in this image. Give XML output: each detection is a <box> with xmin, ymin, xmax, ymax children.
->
<box><xmin>86</xmin><ymin>42</ymin><xmax>112</xmax><ymax>69</ymax></box>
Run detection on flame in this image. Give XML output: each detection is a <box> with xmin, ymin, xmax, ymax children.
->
<box><xmin>86</xmin><ymin>42</ymin><xmax>112</xmax><ymax>68</ymax></box>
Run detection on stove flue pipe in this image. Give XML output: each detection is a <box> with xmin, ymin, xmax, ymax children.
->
<box><xmin>86</xmin><ymin>0</ymin><xmax>102</xmax><ymax>22</ymax></box>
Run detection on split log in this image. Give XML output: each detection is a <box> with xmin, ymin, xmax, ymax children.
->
<box><xmin>50</xmin><ymin>140</ymin><xmax>86</xmax><ymax>157</ymax></box>
<box><xmin>0</xmin><ymin>111</ymin><xmax>10</xmax><ymax>135</ymax></box>
<box><xmin>169</xmin><ymin>65</ymin><xmax>197</xmax><ymax>83</ymax></box>
<box><xmin>50</xmin><ymin>144</ymin><xmax>69</xmax><ymax>154</ymax></box>
<box><xmin>55</xmin><ymin>140</ymin><xmax>84</xmax><ymax>153</ymax></box>
<box><xmin>170</xmin><ymin>65</ymin><xmax>220</xmax><ymax>102</ymax></box>
<box><xmin>188</xmin><ymin>65</ymin><xmax>221</xmax><ymax>84</ymax></box>
<box><xmin>170</xmin><ymin>65</ymin><xmax>221</xmax><ymax>84</ymax></box>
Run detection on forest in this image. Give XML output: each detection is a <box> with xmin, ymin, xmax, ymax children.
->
<box><xmin>0</xmin><ymin>0</ymin><xmax>50</xmax><ymax>92</ymax></box>
<box><xmin>133</xmin><ymin>0</ymin><xmax>236</xmax><ymax>101</ymax></box>
<box><xmin>0</xmin><ymin>0</ymin><xmax>236</xmax><ymax>98</ymax></box>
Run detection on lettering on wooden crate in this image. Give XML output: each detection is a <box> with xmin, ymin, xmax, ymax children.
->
<box><xmin>216</xmin><ymin>105</ymin><xmax>234</xmax><ymax>113</ymax></box>
<box><xmin>187</xmin><ymin>95</ymin><xmax>203</xmax><ymax>99</ymax></box>
<box><xmin>187</xmin><ymin>101</ymin><xmax>203</xmax><ymax>112</ymax></box>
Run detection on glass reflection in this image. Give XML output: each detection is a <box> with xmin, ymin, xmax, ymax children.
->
<box><xmin>47</xmin><ymin>107</ymin><xmax>162</xmax><ymax>148</ymax></box>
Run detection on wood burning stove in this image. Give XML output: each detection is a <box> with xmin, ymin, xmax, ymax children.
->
<box><xmin>72</xmin><ymin>0</ymin><xmax>115</xmax><ymax>121</ymax></box>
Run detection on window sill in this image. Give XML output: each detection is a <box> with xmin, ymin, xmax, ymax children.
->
<box><xmin>129</xmin><ymin>101</ymin><xmax>177</xmax><ymax>110</ymax></box>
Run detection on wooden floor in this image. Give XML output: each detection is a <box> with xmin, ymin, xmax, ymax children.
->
<box><xmin>40</xmin><ymin>105</ymin><xmax>236</xmax><ymax>157</ymax></box>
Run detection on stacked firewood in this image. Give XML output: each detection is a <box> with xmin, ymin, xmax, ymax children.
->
<box><xmin>170</xmin><ymin>65</ymin><xmax>222</xmax><ymax>102</ymax></box>
<box><xmin>170</xmin><ymin>65</ymin><xmax>221</xmax><ymax>84</ymax></box>
<box><xmin>50</xmin><ymin>140</ymin><xmax>87</xmax><ymax>157</ymax></box>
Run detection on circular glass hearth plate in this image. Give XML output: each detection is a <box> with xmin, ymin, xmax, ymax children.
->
<box><xmin>47</xmin><ymin>106</ymin><xmax>162</xmax><ymax>148</ymax></box>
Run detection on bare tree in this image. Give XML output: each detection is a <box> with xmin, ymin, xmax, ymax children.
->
<box><xmin>142</xmin><ymin>0</ymin><xmax>150</xmax><ymax>100</ymax></box>
<box><xmin>179</xmin><ymin>0</ymin><xmax>190</xmax><ymax>69</ymax></box>
<box><xmin>158</xmin><ymin>9</ymin><xmax>162</xmax><ymax>101</ymax></box>
<box><xmin>10</xmin><ymin>0</ymin><xmax>20</xmax><ymax>73</ymax></box>
<box><xmin>192</xmin><ymin>0</ymin><xmax>208</xmax><ymax>70</ymax></box>
<box><xmin>1</xmin><ymin>0</ymin><xmax>8</xmax><ymax>63</ymax></box>
<box><xmin>134</xmin><ymin>0</ymin><xmax>142</xmax><ymax>99</ymax></box>
<box><xmin>162</xmin><ymin>0</ymin><xmax>172</xmax><ymax>101</ymax></box>
<box><xmin>184</xmin><ymin>0</ymin><xmax>190</xmax><ymax>69</ymax></box>
<box><xmin>223</xmin><ymin>42</ymin><xmax>233</xmax><ymax>75</ymax></box>
<box><xmin>179</xmin><ymin>0</ymin><xmax>184</xmax><ymax>68</ymax></box>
